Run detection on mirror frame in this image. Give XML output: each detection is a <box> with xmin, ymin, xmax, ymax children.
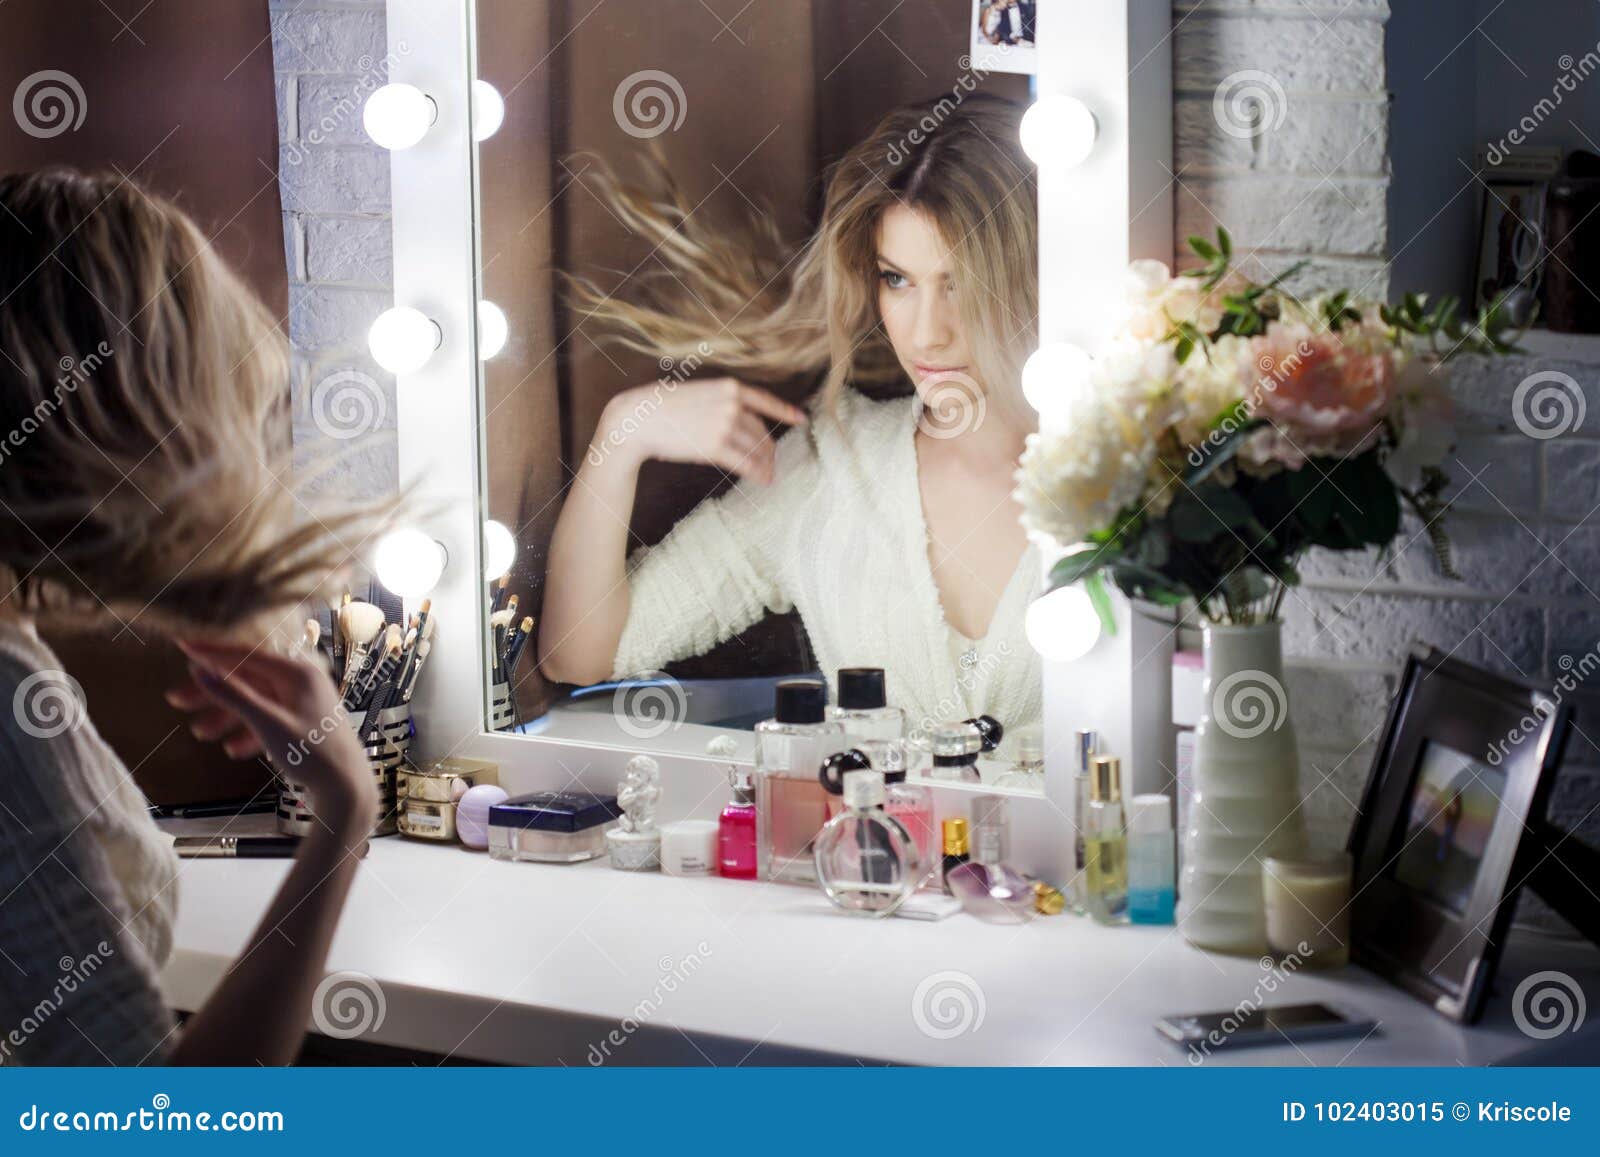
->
<box><xmin>385</xmin><ymin>0</ymin><xmax>1173</xmax><ymax>882</ymax></box>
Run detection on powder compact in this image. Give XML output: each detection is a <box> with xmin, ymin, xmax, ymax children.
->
<box><xmin>487</xmin><ymin>790</ymin><xmax>621</xmax><ymax>863</ymax></box>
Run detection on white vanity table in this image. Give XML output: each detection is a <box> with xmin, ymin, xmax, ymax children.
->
<box><xmin>157</xmin><ymin>818</ymin><xmax>1599</xmax><ymax>1066</ymax></box>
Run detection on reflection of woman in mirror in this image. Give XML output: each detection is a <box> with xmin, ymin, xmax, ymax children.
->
<box><xmin>538</xmin><ymin>95</ymin><xmax>1041</xmax><ymax>741</ymax></box>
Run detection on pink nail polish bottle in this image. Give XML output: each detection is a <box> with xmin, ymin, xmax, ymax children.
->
<box><xmin>711</xmin><ymin>737</ymin><xmax>757</xmax><ymax>880</ymax></box>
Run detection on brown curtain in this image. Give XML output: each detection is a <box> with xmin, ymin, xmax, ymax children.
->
<box><xmin>1</xmin><ymin>0</ymin><xmax>288</xmax><ymax>805</ymax></box>
<box><xmin>481</xmin><ymin>1</ymin><xmax>1027</xmax><ymax>710</ymax></box>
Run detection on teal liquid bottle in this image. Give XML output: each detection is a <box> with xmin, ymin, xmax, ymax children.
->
<box><xmin>1127</xmin><ymin>792</ymin><xmax>1176</xmax><ymax>924</ymax></box>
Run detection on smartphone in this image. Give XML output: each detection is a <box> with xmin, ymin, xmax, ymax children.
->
<box><xmin>1155</xmin><ymin>1002</ymin><xmax>1378</xmax><ymax>1049</ymax></box>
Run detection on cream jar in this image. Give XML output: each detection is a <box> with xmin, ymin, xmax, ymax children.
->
<box><xmin>396</xmin><ymin>758</ymin><xmax>499</xmax><ymax>842</ymax></box>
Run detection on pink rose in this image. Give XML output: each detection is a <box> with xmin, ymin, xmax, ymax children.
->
<box><xmin>1240</xmin><ymin>325</ymin><xmax>1394</xmax><ymax>471</ymax></box>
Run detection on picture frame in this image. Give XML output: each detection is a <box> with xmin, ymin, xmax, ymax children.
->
<box><xmin>969</xmin><ymin>0</ymin><xmax>1037</xmax><ymax>76</ymax></box>
<box><xmin>1347</xmin><ymin>645</ymin><xmax>1576</xmax><ymax>1024</ymax></box>
<box><xmin>1472</xmin><ymin>179</ymin><xmax>1547</xmax><ymax>319</ymax></box>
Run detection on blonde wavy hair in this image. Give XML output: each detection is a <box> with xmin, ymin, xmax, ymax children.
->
<box><xmin>0</xmin><ymin>169</ymin><xmax>371</xmax><ymax>634</ymax></box>
<box><xmin>571</xmin><ymin>93</ymin><xmax>1038</xmax><ymax>422</ymax></box>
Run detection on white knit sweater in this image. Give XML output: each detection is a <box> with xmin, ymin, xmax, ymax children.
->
<box><xmin>614</xmin><ymin>390</ymin><xmax>1042</xmax><ymax>741</ymax></box>
<box><xmin>0</xmin><ymin>617</ymin><xmax>179</xmax><ymax>1065</ymax></box>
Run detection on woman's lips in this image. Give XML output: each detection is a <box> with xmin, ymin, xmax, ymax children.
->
<box><xmin>913</xmin><ymin>363</ymin><xmax>969</xmax><ymax>381</ymax></box>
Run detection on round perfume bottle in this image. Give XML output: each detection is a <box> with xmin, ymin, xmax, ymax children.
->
<box><xmin>812</xmin><ymin>770</ymin><xmax>920</xmax><ymax>917</ymax></box>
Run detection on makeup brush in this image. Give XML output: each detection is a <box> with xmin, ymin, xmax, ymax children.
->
<box><xmin>338</xmin><ymin>600</ymin><xmax>387</xmax><ymax>699</ymax></box>
<box><xmin>354</xmin><ymin>626</ymin><xmax>406</xmax><ymax>731</ymax></box>
<box><xmin>505</xmin><ymin>594</ymin><xmax>519</xmax><ymax>620</ymax></box>
<box><xmin>399</xmin><ymin>640</ymin><xmax>432</xmax><ymax>703</ymax></box>
<box><xmin>299</xmin><ymin>618</ymin><xmax>321</xmax><ymax>654</ymax></box>
<box><xmin>329</xmin><ymin>592</ymin><xmax>350</xmax><ymax>672</ymax></box>
<box><xmin>490</xmin><ymin>574</ymin><xmax>510</xmax><ymax>614</ymax></box>
<box><xmin>489</xmin><ymin>608</ymin><xmax>514</xmax><ymax>683</ymax></box>
<box><xmin>502</xmin><ymin>615</ymin><xmax>534</xmax><ymax>675</ymax></box>
<box><xmin>348</xmin><ymin>624</ymin><xmax>403</xmax><ymax>710</ymax></box>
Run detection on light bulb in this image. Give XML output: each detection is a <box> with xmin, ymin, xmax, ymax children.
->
<box><xmin>472</xmin><ymin>80</ymin><xmax>505</xmax><ymax>141</ymax></box>
<box><xmin>374</xmin><ymin>528</ymin><xmax>447</xmax><ymax>599</ymax></box>
<box><xmin>363</xmin><ymin>84</ymin><xmax>436</xmax><ymax>150</ymax></box>
<box><xmin>477</xmin><ymin>300</ymin><xmax>508</xmax><ymax>360</ymax></box>
<box><xmin>482</xmin><ymin>519</ymin><xmax>515</xmax><ymax>581</ymax></box>
<box><xmin>1022</xmin><ymin>343</ymin><xmax>1092</xmax><ymax>415</ymax></box>
<box><xmin>1019</xmin><ymin>96</ymin><xmax>1097</xmax><ymax>167</ymax></box>
<box><xmin>368</xmin><ymin>306</ymin><xmax>440</xmax><ymax>374</ymax></box>
<box><xmin>1025</xmin><ymin>585</ymin><xmax>1103</xmax><ymax>662</ymax></box>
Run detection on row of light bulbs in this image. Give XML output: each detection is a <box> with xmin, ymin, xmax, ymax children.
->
<box><xmin>363</xmin><ymin>82</ymin><xmax>508</xmax><ymax>374</ymax></box>
<box><xmin>365</xmin><ymin>78</ymin><xmax>1106</xmax><ymax>661</ymax></box>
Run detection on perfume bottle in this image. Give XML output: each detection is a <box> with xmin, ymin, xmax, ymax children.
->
<box><xmin>710</xmin><ymin>735</ymin><xmax>756</xmax><ymax>880</ymax></box>
<box><xmin>813</xmin><ymin>769</ymin><xmax>920</xmax><ymax>917</ymax></box>
<box><xmin>754</xmin><ymin>679</ymin><xmax>847</xmax><ymax>884</ymax></box>
<box><xmin>1068</xmin><ymin>729</ymin><xmax>1098</xmax><ymax>914</ymax></box>
<box><xmin>940</xmin><ymin>817</ymin><xmax>970</xmax><ymax>893</ymax></box>
<box><xmin>992</xmin><ymin>727</ymin><xmax>1044</xmax><ymax>790</ymax></box>
<box><xmin>829</xmin><ymin>667</ymin><xmax>905</xmax><ymax>743</ymax></box>
<box><xmin>946</xmin><ymin>795</ymin><xmax>1034</xmax><ymax>923</ymax></box>
<box><xmin>927</xmin><ymin>715</ymin><xmax>1003</xmax><ymax>782</ymax></box>
<box><xmin>1084</xmin><ymin>754</ymin><xmax>1129</xmax><ymax>924</ymax></box>
<box><xmin>1127</xmin><ymin>792</ymin><xmax>1175</xmax><ymax>923</ymax></box>
<box><xmin>819</xmin><ymin>741</ymin><xmax>937</xmax><ymax>881</ymax></box>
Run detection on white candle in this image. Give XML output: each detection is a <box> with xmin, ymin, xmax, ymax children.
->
<box><xmin>1263</xmin><ymin>852</ymin><xmax>1352</xmax><ymax>968</ymax></box>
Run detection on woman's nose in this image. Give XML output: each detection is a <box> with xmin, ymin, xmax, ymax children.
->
<box><xmin>911</xmin><ymin>288</ymin><xmax>955</xmax><ymax>353</ymax></box>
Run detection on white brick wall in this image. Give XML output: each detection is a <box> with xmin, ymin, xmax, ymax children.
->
<box><xmin>1176</xmin><ymin>1</ymin><xmax>1600</xmax><ymax>924</ymax></box>
<box><xmin>269</xmin><ymin>0</ymin><xmax>397</xmax><ymax>504</ymax></box>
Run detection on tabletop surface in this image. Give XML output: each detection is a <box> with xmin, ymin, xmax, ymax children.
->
<box><xmin>157</xmin><ymin>818</ymin><xmax>1600</xmax><ymax>1066</ymax></box>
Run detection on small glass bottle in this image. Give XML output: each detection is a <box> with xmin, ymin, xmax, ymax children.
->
<box><xmin>940</xmin><ymin>817</ymin><xmax>970</xmax><ymax>893</ymax></box>
<box><xmin>829</xmin><ymin>667</ymin><xmax>905</xmax><ymax>743</ymax></box>
<box><xmin>1068</xmin><ymin>729</ymin><xmax>1098</xmax><ymax>914</ymax></box>
<box><xmin>1127</xmin><ymin>793</ymin><xmax>1176</xmax><ymax>924</ymax></box>
<box><xmin>969</xmin><ymin>793</ymin><xmax>1010</xmax><ymax>865</ymax></box>
<box><xmin>813</xmin><ymin>769</ymin><xmax>919</xmax><ymax>917</ymax></box>
<box><xmin>1084</xmin><ymin>754</ymin><xmax>1129</xmax><ymax>925</ymax></box>
<box><xmin>755</xmin><ymin>679</ymin><xmax>847</xmax><ymax>885</ymax></box>
<box><xmin>993</xmin><ymin>727</ymin><xmax>1045</xmax><ymax>791</ymax></box>
<box><xmin>714</xmin><ymin>739</ymin><xmax>757</xmax><ymax>880</ymax></box>
<box><xmin>927</xmin><ymin>715</ymin><xmax>1003</xmax><ymax>782</ymax></box>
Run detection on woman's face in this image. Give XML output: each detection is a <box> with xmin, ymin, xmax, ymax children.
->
<box><xmin>875</xmin><ymin>203</ymin><xmax>976</xmax><ymax>401</ymax></box>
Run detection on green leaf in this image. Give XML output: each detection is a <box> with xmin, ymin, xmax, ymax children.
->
<box><xmin>1188</xmin><ymin>235</ymin><xmax>1219</xmax><ymax>260</ymax></box>
<box><xmin>1047</xmin><ymin>546</ymin><xmax>1115</xmax><ymax>591</ymax></box>
<box><xmin>1218</xmin><ymin>227</ymin><xmax>1233</xmax><ymax>258</ymax></box>
<box><xmin>1184</xmin><ymin>418</ymin><xmax>1263</xmax><ymax>486</ymax></box>
<box><xmin>1169</xmin><ymin>487</ymin><xmax>1254</xmax><ymax>542</ymax></box>
<box><xmin>1084</xmin><ymin>572</ymin><xmax>1118</xmax><ymax>636</ymax></box>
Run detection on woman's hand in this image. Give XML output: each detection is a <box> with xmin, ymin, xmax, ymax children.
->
<box><xmin>167</xmin><ymin>639</ymin><xmax>375</xmax><ymax>819</ymax></box>
<box><xmin>597</xmin><ymin>377</ymin><xmax>806</xmax><ymax>485</ymax></box>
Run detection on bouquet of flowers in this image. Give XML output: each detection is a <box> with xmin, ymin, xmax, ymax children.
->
<box><xmin>1016</xmin><ymin>229</ymin><xmax>1520</xmax><ymax>627</ymax></box>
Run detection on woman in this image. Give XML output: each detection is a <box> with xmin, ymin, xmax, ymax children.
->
<box><xmin>539</xmin><ymin>94</ymin><xmax>1041</xmax><ymax>741</ymax></box>
<box><xmin>0</xmin><ymin>169</ymin><xmax>378</xmax><ymax>1065</ymax></box>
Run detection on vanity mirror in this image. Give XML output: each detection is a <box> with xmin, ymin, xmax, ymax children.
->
<box><xmin>388</xmin><ymin>0</ymin><xmax>1172</xmax><ymax>873</ymax></box>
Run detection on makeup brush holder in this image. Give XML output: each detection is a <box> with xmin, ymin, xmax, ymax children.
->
<box><xmin>276</xmin><ymin>704</ymin><xmax>411</xmax><ymax>838</ymax></box>
<box><xmin>490</xmin><ymin>680</ymin><xmax>516</xmax><ymax>732</ymax></box>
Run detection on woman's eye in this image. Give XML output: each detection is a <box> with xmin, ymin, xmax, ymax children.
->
<box><xmin>878</xmin><ymin>270</ymin><xmax>908</xmax><ymax>289</ymax></box>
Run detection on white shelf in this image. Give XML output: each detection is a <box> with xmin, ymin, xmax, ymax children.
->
<box><xmin>1515</xmin><ymin>329</ymin><xmax>1600</xmax><ymax>363</ymax></box>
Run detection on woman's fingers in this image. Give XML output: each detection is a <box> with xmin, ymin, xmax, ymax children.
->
<box><xmin>735</xmin><ymin>384</ymin><xmax>807</xmax><ymax>428</ymax></box>
<box><xmin>184</xmin><ymin>657</ymin><xmax>295</xmax><ymax>741</ymax></box>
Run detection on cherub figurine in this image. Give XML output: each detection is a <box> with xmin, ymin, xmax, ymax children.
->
<box><xmin>616</xmin><ymin>754</ymin><xmax>660</xmax><ymax>836</ymax></box>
